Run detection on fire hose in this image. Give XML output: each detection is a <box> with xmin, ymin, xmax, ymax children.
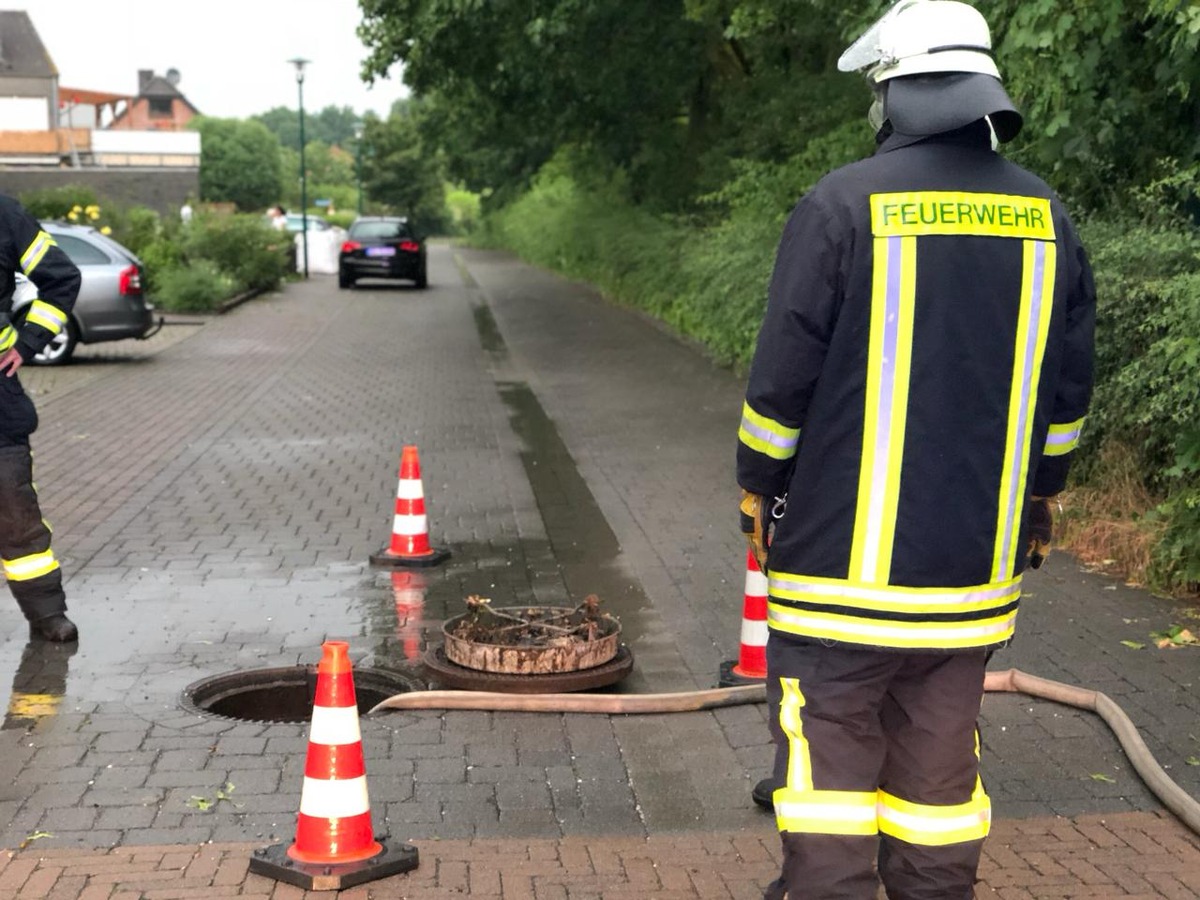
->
<box><xmin>369</xmin><ymin>667</ymin><xmax>1200</xmax><ymax>836</ymax></box>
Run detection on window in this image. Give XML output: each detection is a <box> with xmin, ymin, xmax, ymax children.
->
<box><xmin>148</xmin><ymin>96</ymin><xmax>173</xmax><ymax>117</ymax></box>
<box><xmin>350</xmin><ymin>220</ymin><xmax>410</xmax><ymax>240</ymax></box>
<box><xmin>50</xmin><ymin>234</ymin><xmax>111</xmax><ymax>266</ymax></box>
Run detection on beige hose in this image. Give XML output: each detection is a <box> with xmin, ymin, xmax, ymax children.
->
<box><xmin>370</xmin><ymin>683</ymin><xmax>765</xmax><ymax>715</ymax></box>
<box><xmin>369</xmin><ymin>667</ymin><xmax>1200</xmax><ymax>835</ymax></box>
<box><xmin>983</xmin><ymin>668</ymin><xmax>1200</xmax><ymax>835</ymax></box>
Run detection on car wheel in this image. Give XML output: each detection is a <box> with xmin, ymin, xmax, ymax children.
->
<box><xmin>415</xmin><ymin>268</ymin><xmax>428</xmax><ymax>289</ymax></box>
<box><xmin>31</xmin><ymin>319</ymin><xmax>78</xmax><ymax>366</ymax></box>
<box><xmin>338</xmin><ymin>268</ymin><xmax>355</xmax><ymax>289</ymax></box>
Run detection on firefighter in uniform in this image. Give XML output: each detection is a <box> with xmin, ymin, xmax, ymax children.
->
<box><xmin>0</xmin><ymin>194</ymin><xmax>82</xmax><ymax>642</ymax></box>
<box><xmin>736</xmin><ymin>2</ymin><xmax>1095</xmax><ymax>897</ymax></box>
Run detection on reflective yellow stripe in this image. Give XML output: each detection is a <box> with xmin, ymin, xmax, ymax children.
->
<box><xmin>776</xmin><ymin>789</ymin><xmax>878</xmax><ymax>836</ymax></box>
<box><xmin>850</xmin><ymin>235</ymin><xmax>916</xmax><ymax>584</ymax></box>
<box><xmin>768</xmin><ymin>571</ymin><xmax>1021</xmax><ymax>616</ymax></box>
<box><xmin>20</xmin><ymin>230</ymin><xmax>55</xmax><ymax>274</ymax></box>
<box><xmin>0</xmin><ymin>325</ymin><xmax>16</xmax><ymax>352</ymax></box>
<box><xmin>738</xmin><ymin>401</ymin><xmax>800</xmax><ymax>461</ymax></box>
<box><xmin>991</xmin><ymin>241</ymin><xmax>1056</xmax><ymax>581</ymax></box>
<box><xmin>877</xmin><ymin>789</ymin><xmax>991</xmax><ymax>846</ymax></box>
<box><xmin>26</xmin><ymin>300</ymin><xmax>66</xmax><ymax>335</ymax></box>
<box><xmin>3</xmin><ymin>549</ymin><xmax>59</xmax><ymax>581</ymax></box>
<box><xmin>8</xmin><ymin>692</ymin><xmax>62</xmax><ymax>718</ymax></box>
<box><xmin>768</xmin><ymin>602</ymin><xmax>1017</xmax><ymax>650</ymax></box>
<box><xmin>1044</xmin><ymin>416</ymin><xmax>1085</xmax><ymax>457</ymax></box>
<box><xmin>871</xmin><ymin>192</ymin><xmax>1056</xmax><ymax>240</ymax></box>
<box><xmin>779</xmin><ymin>678</ymin><xmax>812</xmax><ymax>794</ymax></box>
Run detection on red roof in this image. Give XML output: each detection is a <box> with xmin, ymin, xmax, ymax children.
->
<box><xmin>59</xmin><ymin>87</ymin><xmax>131</xmax><ymax>106</ymax></box>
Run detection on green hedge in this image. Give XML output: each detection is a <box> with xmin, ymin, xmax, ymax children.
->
<box><xmin>153</xmin><ymin>261</ymin><xmax>235</xmax><ymax>313</ymax></box>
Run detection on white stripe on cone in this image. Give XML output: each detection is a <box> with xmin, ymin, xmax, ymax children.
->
<box><xmin>308</xmin><ymin>706</ymin><xmax>363</xmax><ymax>746</ymax></box>
<box><xmin>396</xmin><ymin>479</ymin><xmax>425</xmax><ymax>500</ymax></box>
<box><xmin>392</xmin><ymin>513</ymin><xmax>428</xmax><ymax>536</ymax></box>
<box><xmin>745</xmin><ymin>567</ymin><xmax>769</xmax><ymax>596</ymax></box>
<box><xmin>741</xmin><ymin>619</ymin><xmax>770</xmax><ymax>646</ymax></box>
<box><xmin>298</xmin><ymin>775</ymin><xmax>371</xmax><ymax>819</ymax></box>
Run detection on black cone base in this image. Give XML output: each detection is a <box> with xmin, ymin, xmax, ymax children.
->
<box><xmin>248</xmin><ymin>839</ymin><xmax>419</xmax><ymax>891</ymax></box>
<box><xmin>369</xmin><ymin>545</ymin><xmax>451</xmax><ymax>568</ymax></box>
<box><xmin>718</xmin><ymin>659</ymin><xmax>767</xmax><ymax>688</ymax></box>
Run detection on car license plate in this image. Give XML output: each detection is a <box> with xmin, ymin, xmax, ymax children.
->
<box><xmin>366</xmin><ymin>246</ymin><xmax>396</xmax><ymax>257</ymax></box>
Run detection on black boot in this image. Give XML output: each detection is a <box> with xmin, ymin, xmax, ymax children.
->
<box><xmin>753</xmin><ymin>776</ymin><xmax>781</xmax><ymax>810</ymax></box>
<box><xmin>30</xmin><ymin>614</ymin><xmax>78</xmax><ymax>642</ymax></box>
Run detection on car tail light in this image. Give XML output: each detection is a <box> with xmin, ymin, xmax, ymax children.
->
<box><xmin>341</xmin><ymin>240</ymin><xmax>362</xmax><ymax>253</ymax></box>
<box><xmin>398</xmin><ymin>240</ymin><xmax>420</xmax><ymax>253</ymax></box>
<box><xmin>118</xmin><ymin>264</ymin><xmax>142</xmax><ymax>295</ymax></box>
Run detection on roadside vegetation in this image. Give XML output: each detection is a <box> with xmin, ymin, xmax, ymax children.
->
<box><xmin>356</xmin><ymin>0</ymin><xmax>1200</xmax><ymax>596</ymax></box>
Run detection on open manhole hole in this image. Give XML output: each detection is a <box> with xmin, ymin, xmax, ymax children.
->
<box><xmin>181</xmin><ymin>665</ymin><xmax>425</xmax><ymax>724</ymax></box>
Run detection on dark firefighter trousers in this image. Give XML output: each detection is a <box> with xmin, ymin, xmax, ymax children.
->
<box><xmin>0</xmin><ymin>441</ymin><xmax>67</xmax><ymax>624</ymax></box>
<box><xmin>763</xmin><ymin>636</ymin><xmax>990</xmax><ymax>900</ymax></box>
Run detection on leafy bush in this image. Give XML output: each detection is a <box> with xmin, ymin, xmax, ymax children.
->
<box><xmin>446</xmin><ymin>186</ymin><xmax>482</xmax><ymax>234</ymax></box>
<box><xmin>18</xmin><ymin>185</ymin><xmax>100</xmax><ymax>220</ymax></box>
<box><xmin>138</xmin><ymin>238</ymin><xmax>185</xmax><ymax>295</ymax></box>
<box><xmin>1078</xmin><ymin>214</ymin><xmax>1200</xmax><ymax>590</ymax></box>
<box><xmin>153</xmin><ymin>261</ymin><xmax>234</xmax><ymax>313</ymax></box>
<box><xmin>325</xmin><ymin>210</ymin><xmax>357</xmax><ymax>230</ymax></box>
<box><xmin>182</xmin><ymin>212</ymin><xmax>291</xmax><ymax>293</ymax></box>
<box><xmin>114</xmin><ymin>206</ymin><xmax>163</xmax><ymax>257</ymax></box>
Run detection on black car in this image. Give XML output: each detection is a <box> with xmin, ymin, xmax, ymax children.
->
<box><xmin>338</xmin><ymin>217</ymin><xmax>427</xmax><ymax>289</ymax></box>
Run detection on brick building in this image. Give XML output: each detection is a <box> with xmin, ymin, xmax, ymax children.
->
<box><xmin>109</xmin><ymin>69</ymin><xmax>200</xmax><ymax>131</ymax></box>
<box><xmin>0</xmin><ymin>12</ymin><xmax>200</xmax><ymax>214</ymax></box>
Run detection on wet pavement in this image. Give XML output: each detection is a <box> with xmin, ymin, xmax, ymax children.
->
<box><xmin>0</xmin><ymin>244</ymin><xmax>1198</xmax><ymax>897</ymax></box>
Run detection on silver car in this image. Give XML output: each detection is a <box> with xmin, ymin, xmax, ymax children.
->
<box><xmin>14</xmin><ymin>222</ymin><xmax>162</xmax><ymax>365</ymax></box>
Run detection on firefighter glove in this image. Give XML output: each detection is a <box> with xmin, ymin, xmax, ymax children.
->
<box><xmin>1027</xmin><ymin>495</ymin><xmax>1054</xmax><ymax>569</ymax></box>
<box><xmin>740</xmin><ymin>490</ymin><xmax>783</xmax><ymax>572</ymax></box>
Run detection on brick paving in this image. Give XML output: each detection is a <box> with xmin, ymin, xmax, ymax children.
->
<box><xmin>2</xmin><ymin>813</ymin><xmax>1198</xmax><ymax>899</ymax></box>
<box><xmin>0</xmin><ymin>245</ymin><xmax>1196</xmax><ymax>896</ymax></box>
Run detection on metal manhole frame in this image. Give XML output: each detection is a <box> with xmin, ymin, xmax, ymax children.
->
<box><xmin>180</xmin><ymin>664</ymin><xmax>426</xmax><ymax>724</ymax></box>
<box><xmin>421</xmin><ymin>643</ymin><xmax>634</xmax><ymax>694</ymax></box>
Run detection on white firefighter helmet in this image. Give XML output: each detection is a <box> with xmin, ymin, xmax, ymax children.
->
<box><xmin>839</xmin><ymin>0</ymin><xmax>1022</xmax><ymax>142</ymax></box>
<box><xmin>838</xmin><ymin>0</ymin><xmax>998</xmax><ymax>83</ymax></box>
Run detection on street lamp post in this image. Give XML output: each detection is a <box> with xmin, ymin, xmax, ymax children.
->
<box><xmin>354</xmin><ymin>122</ymin><xmax>365</xmax><ymax>216</ymax></box>
<box><xmin>288</xmin><ymin>57</ymin><xmax>311</xmax><ymax>278</ymax></box>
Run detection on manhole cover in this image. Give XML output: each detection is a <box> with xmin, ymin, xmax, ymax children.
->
<box><xmin>443</xmin><ymin>596</ymin><xmax>621</xmax><ymax>674</ymax></box>
<box><xmin>181</xmin><ymin>665</ymin><xmax>424</xmax><ymax>724</ymax></box>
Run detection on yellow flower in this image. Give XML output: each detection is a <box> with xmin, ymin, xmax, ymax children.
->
<box><xmin>67</xmin><ymin>210</ymin><xmax>79</xmax><ymax>221</ymax></box>
<box><xmin>100</xmin><ymin>225</ymin><xmax>112</xmax><ymax>235</ymax></box>
<box><xmin>86</xmin><ymin>205</ymin><xmax>101</xmax><ymax>220</ymax></box>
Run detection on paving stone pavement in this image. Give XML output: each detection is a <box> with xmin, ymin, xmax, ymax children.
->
<box><xmin>0</xmin><ymin>244</ymin><xmax>1197</xmax><ymax>897</ymax></box>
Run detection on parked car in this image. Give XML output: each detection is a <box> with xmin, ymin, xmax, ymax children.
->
<box><xmin>12</xmin><ymin>222</ymin><xmax>162</xmax><ymax>365</ymax></box>
<box><xmin>337</xmin><ymin>217</ymin><xmax>427</xmax><ymax>289</ymax></box>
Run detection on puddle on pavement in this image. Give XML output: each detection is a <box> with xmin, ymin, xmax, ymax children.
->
<box><xmin>0</xmin><ymin>298</ymin><xmax>672</xmax><ymax>724</ymax></box>
<box><xmin>471</xmin><ymin>300</ymin><xmax>657</xmax><ymax>655</ymax></box>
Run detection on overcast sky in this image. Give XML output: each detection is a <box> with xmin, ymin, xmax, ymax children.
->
<box><xmin>28</xmin><ymin>0</ymin><xmax>410</xmax><ymax>120</ymax></box>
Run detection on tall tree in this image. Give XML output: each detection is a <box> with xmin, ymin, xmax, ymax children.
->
<box><xmin>360</xmin><ymin>105</ymin><xmax>446</xmax><ymax>229</ymax></box>
<box><xmin>253</xmin><ymin>104</ymin><xmax>364</xmax><ymax>151</ymax></box>
<box><xmin>357</xmin><ymin>0</ymin><xmax>709</xmax><ymax>205</ymax></box>
<box><xmin>192</xmin><ymin>117</ymin><xmax>283</xmax><ymax>210</ymax></box>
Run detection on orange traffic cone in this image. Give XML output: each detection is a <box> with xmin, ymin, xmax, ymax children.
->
<box><xmin>391</xmin><ymin>571</ymin><xmax>426</xmax><ymax>662</ymax></box>
<box><xmin>248</xmin><ymin>641</ymin><xmax>419</xmax><ymax>891</ymax></box>
<box><xmin>719</xmin><ymin>549</ymin><xmax>769</xmax><ymax>686</ymax></box>
<box><xmin>370</xmin><ymin>445</ymin><xmax>450</xmax><ymax>568</ymax></box>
